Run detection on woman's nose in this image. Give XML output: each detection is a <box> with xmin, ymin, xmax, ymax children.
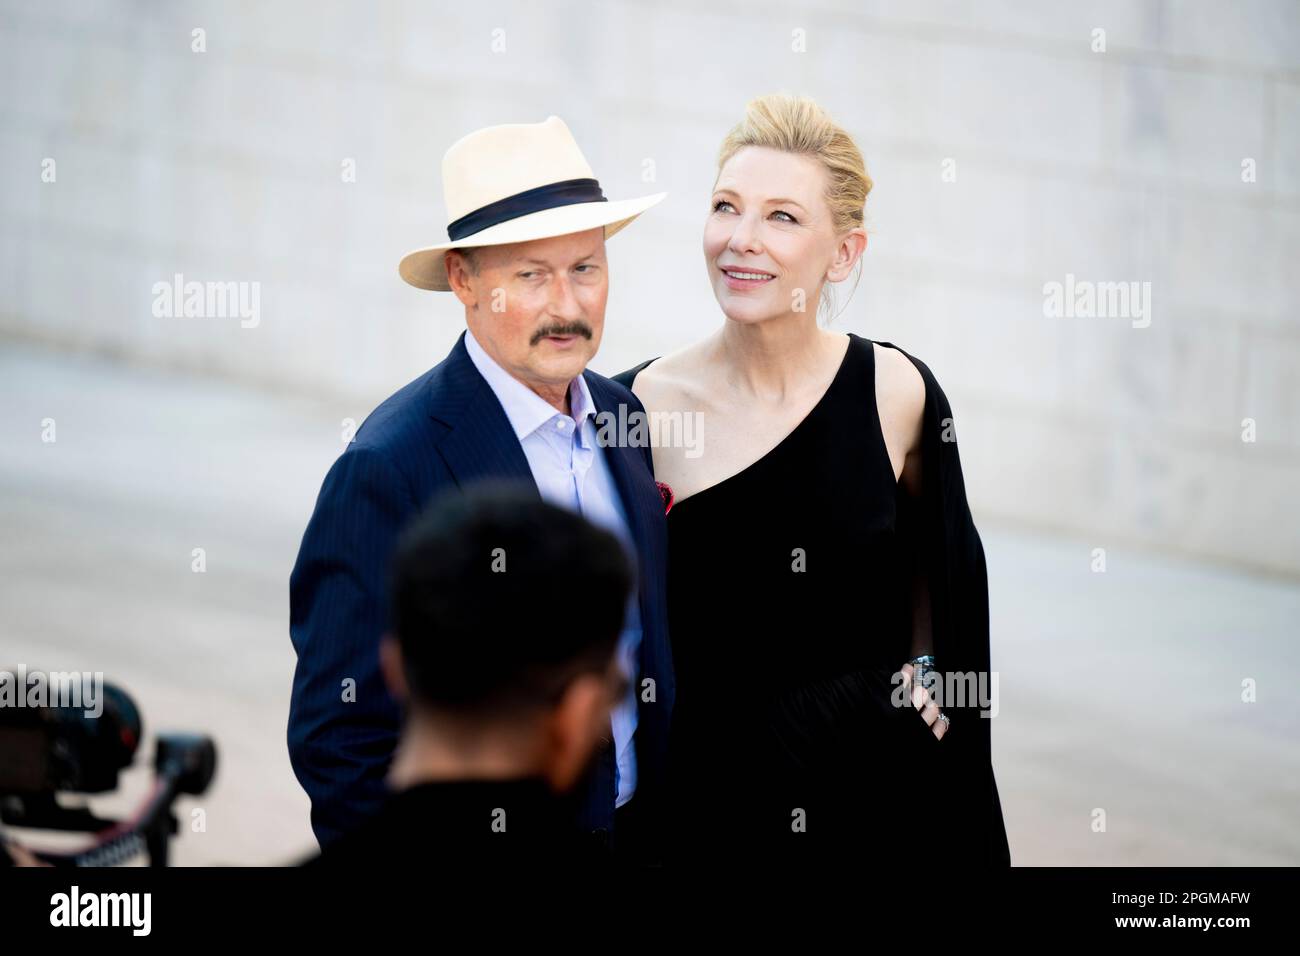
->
<box><xmin>728</xmin><ymin>214</ymin><xmax>763</xmax><ymax>255</ymax></box>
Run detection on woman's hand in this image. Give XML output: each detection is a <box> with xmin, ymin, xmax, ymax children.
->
<box><xmin>900</xmin><ymin>661</ymin><xmax>948</xmax><ymax>741</ymax></box>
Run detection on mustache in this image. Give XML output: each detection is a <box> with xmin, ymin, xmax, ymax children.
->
<box><xmin>530</xmin><ymin>322</ymin><xmax>593</xmax><ymax>346</ymax></box>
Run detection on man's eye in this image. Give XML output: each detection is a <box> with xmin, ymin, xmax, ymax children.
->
<box><xmin>518</xmin><ymin>271</ymin><xmax>538</xmax><ymax>279</ymax></box>
<box><xmin>575</xmin><ymin>264</ymin><xmax>592</xmax><ymax>272</ymax></box>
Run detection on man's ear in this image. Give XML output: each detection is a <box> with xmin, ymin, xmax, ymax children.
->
<box><xmin>379</xmin><ymin>634</ymin><xmax>409</xmax><ymax>703</ymax></box>
<box><xmin>445</xmin><ymin>250</ymin><xmax>477</xmax><ymax>309</ymax></box>
<box><xmin>542</xmin><ymin>673</ymin><xmax>612</xmax><ymax>794</ymax></box>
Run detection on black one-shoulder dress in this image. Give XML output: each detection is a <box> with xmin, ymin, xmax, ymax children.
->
<box><xmin>614</xmin><ymin>333</ymin><xmax>1011</xmax><ymax>866</ymax></box>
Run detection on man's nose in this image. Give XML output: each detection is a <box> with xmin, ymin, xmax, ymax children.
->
<box><xmin>548</xmin><ymin>273</ymin><xmax>584</xmax><ymax>320</ymax></box>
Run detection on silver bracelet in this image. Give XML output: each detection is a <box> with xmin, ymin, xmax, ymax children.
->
<box><xmin>909</xmin><ymin>654</ymin><xmax>949</xmax><ymax>732</ymax></box>
<box><xmin>908</xmin><ymin>654</ymin><xmax>936</xmax><ymax>699</ymax></box>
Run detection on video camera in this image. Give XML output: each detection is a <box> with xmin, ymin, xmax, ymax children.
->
<box><xmin>0</xmin><ymin>675</ymin><xmax>216</xmax><ymax>866</ymax></box>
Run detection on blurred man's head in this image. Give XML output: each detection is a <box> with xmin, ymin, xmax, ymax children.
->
<box><xmin>379</xmin><ymin>483</ymin><xmax>633</xmax><ymax>794</ymax></box>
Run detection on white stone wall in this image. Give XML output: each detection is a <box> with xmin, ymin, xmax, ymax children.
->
<box><xmin>1</xmin><ymin>0</ymin><xmax>1297</xmax><ymax>574</ymax></box>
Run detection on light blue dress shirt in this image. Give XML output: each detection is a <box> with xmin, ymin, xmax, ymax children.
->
<box><xmin>464</xmin><ymin>328</ymin><xmax>641</xmax><ymax>807</ymax></box>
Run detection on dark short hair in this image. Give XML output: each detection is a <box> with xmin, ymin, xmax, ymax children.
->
<box><xmin>390</xmin><ymin>482</ymin><xmax>633</xmax><ymax>716</ymax></box>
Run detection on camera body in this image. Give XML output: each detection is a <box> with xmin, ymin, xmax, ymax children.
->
<box><xmin>0</xmin><ymin>675</ymin><xmax>216</xmax><ymax>866</ymax></box>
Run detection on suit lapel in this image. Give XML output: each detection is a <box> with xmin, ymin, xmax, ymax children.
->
<box><xmin>428</xmin><ymin>332</ymin><xmax>540</xmax><ymax>495</ymax></box>
<box><xmin>585</xmin><ymin>371</ymin><xmax>657</xmax><ymax>594</ymax></box>
<box><xmin>426</xmin><ymin>340</ymin><xmax>656</xmax><ymax>577</ymax></box>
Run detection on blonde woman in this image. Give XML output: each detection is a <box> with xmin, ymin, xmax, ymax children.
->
<box><xmin>614</xmin><ymin>94</ymin><xmax>1010</xmax><ymax>865</ymax></box>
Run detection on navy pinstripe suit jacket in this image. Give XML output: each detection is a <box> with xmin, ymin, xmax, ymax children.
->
<box><xmin>288</xmin><ymin>331</ymin><xmax>675</xmax><ymax>848</ymax></box>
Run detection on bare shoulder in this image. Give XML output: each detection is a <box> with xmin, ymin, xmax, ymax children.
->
<box><xmin>872</xmin><ymin>341</ymin><xmax>926</xmax><ymax>456</ymax></box>
<box><xmin>628</xmin><ymin>338</ymin><xmax>715</xmax><ymax>411</ymax></box>
<box><xmin>873</xmin><ymin>342</ymin><xmax>925</xmax><ymax>412</ymax></box>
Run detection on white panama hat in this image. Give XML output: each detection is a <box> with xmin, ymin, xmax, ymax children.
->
<box><xmin>398</xmin><ymin>115</ymin><xmax>667</xmax><ymax>291</ymax></box>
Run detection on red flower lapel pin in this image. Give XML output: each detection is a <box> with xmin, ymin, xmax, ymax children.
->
<box><xmin>655</xmin><ymin>481</ymin><xmax>674</xmax><ymax>515</ymax></box>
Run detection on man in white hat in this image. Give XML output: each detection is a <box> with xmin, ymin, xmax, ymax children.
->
<box><xmin>287</xmin><ymin>117</ymin><xmax>674</xmax><ymax>863</ymax></box>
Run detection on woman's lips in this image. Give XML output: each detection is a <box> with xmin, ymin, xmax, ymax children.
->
<box><xmin>720</xmin><ymin>268</ymin><xmax>775</xmax><ymax>291</ymax></box>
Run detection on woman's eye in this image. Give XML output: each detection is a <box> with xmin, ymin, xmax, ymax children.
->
<box><xmin>712</xmin><ymin>200</ymin><xmax>734</xmax><ymax>213</ymax></box>
<box><xmin>772</xmin><ymin>210</ymin><xmax>797</xmax><ymax>223</ymax></box>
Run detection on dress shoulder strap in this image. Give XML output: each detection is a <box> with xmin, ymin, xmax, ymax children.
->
<box><xmin>611</xmin><ymin>357</ymin><xmax>659</xmax><ymax>391</ymax></box>
<box><xmin>844</xmin><ymin>332</ymin><xmax>880</xmax><ymax>396</ymax></box>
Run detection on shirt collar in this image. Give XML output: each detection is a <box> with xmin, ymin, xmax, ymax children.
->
<box><xmin>464</xmin><ymin>327</ymin><xmax>596</xmax><ymax>441</ymax></box>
